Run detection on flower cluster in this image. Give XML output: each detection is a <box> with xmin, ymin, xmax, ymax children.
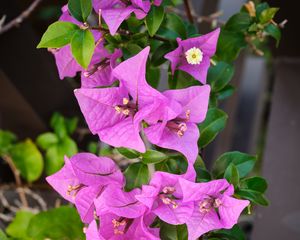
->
<box><xmin>47</xmin><ymin>153</ymin><xmax>249</xmax><ymax>240</ymax></box>
<box><xmin>46</xmin><ymin>2</ymin><xmax>250</xmax><ymax>239</ymax></box>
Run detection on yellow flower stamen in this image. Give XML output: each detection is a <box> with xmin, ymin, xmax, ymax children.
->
<box><xmin>185</xmin><ymin>47</ymin><xmax>203</xmax><ymax>65</ymax></box>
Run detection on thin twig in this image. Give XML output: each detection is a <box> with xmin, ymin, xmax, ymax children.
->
<box><xmin>167</xmin><ymin>7</ymin><xmax>224</xmax><ymax>26</ymax></box>
<box><xmin>0</xmin><ymin>0</ymin><xmax>43</xmax><ymax>35</ymax></box>
<box><xmin>2</xmin><ymin>155</ymin><xmax>29</xmax><ymax>208</ymax></box>
<box><xmin>183</xmin><ymin>0</ymin><xmax>194</xmax><ymax>24</ymax></box>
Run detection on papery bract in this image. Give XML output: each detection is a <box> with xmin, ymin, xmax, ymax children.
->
<box><xmin>92</xmin><ymin>0</ymin><xmax>151</xmax><ymax>35</ymax></box>
<box><xmin>76</xmin><ymin>47</ymin><xmax>167</xmax><ymax>152</ymax></box>
<box><xmin>94</xmin><ymin>187</ymin><xmax>159</xmax><ymax>239</ymax></box>
<box><xmin>136</xmin><ymin>171</ymin><xmax>195</xmax><ymax>225</ymax></box>
<box><xmin>165</xmin><ymin>28</ymin><xmax>220</xmax><ymax>84</ymax></box>
<box><xmin>144</xmin><ymin>85</ymin><xmax>210</xmax><ymax>164</ymax></box>
<box><xmin>46</xmin><ymin>153</ymin><xmax>124</xmax><ymax>223</ymax></box>
<box><xmin>179</xmin><ymin>178</ymin><xmax>250</xmax><ymax>240</ymax></box>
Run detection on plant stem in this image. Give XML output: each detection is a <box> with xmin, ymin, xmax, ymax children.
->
<box><xmin>91</xmin><ymin>26</ymin><xmax>170</xmax><ymax>43</ymax></box>
<box><xmin>2</xmin><ymin>155</ymin><xmax>28</xmax><ymax>208</ymax></box>
<box><xmin>183</xmin><ymin>0</ymin><xmax>194</xmax><ymax>24</ymax></box>
<box><xmin>0</xmin><ymin>0</ymin><xmax>43</xmax><ymax>35</ymax></box>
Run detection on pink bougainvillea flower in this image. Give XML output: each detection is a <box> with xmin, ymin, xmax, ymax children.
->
<box><xmin>144</xmin><ymin>85</ymin><xmax>210</xmax><ymax>164</ymax></box>
<box><xmin>75</xmin><ymin>47</ymin><xmax>166</xmax><ymax>152</ymax></box>
<box><xmin>46</xmin><ymin>153</ymin><xmax>124</xmax><ymax>223</ymax></box>
<box><xmin>165</xmin><ymin>28</ymin><xmax>220</xmax><ymax>84</ymax></box>
<box><xmin>92</xmin><ymin>0</ymin><xmax>151</xmax><ymax>35</ymax></box>
<box><xmin>85</xmin><ymin>220</ymin><xmax>105</xmax><ymax>240</ymax></box>
<box><xmin>179</xmin><ymin>179</ymin><xmax>250</xmax><ymax>240</ymax></box>
<box><xmin>94</xmin><ymin>187</ymin><xmax>159</xmax><ymax>239</ymax></box>
<box><xmin>136</xmin><ymin>171</ymin><xmax>195</xmax><ymax>225</ymax></box>
<box><xmin>81</xmin><ymin>48</ymin><xmax>122</xmax><ymax>88</ymax></box>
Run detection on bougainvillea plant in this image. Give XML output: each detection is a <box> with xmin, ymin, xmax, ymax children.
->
<box><xmin>0</xmin><ymin>0</ymin><xmax>284</xmax><ymax>239</ymax></box>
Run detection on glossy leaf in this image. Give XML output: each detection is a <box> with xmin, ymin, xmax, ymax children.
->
<box><xmin>259</xmin><ymin>8</ymin><xmax>279</xmax><ymax>24</ymax></box>
<box><xmin>27</xmin><ymin>206</ymin><xmax>85</xmax><ymax>240</ymax></box>
<box><xmin>217</xmin><ymin>30</ymin><xmax>247</xmax><ymax>62</ymax></box>
<box><xmin>213</xmin><ymin>151</ymin><xmax>257</xmax><ymax>178</ymax></box>
<box><xmin>265</xmin><ymin>24</ymin><xmax>281</xmax><ymax>47</ymax></box>
<box><xmin>36</xmin><ymin>132</ymin><xmax>59</xmax><ymax>150</ymax></box>
<box><xmin>217</xmin><ymin>85</ymin><xmax>235</xmax><ymax>100</ymax></box>
<box><xmin>71</xmin><ymin>29</ymin><xmax>95</xmax><ymax>69</ymax></box>
<box><xmin>117</xmin><ymin>147</ymin><xmax>140</xmax><ymax>159</ymax></box>
<box><xmin>6</xmin><ymin>211</ymin><xmax>35</xmax><ymax>240</ymax></box>
<box><xmin>37</xmin><ymin>21</ymin><xmax>79</xmax><ymax>48</ymax></box>
<box><xmin>225</xmin><ymin>13</ymin><xmax>252</xmax><ymax>32</ymax></box>
<box><xmin>45</xmin><ymin>137</ymin><xmax>78</xmax><ymax>175</ymax></box>
<box><xmin>160</xmin><ymin>221</ymin><xmax>188</xmax><ymax>240</ymax></box>
<box><xmin>141</xmin><ymin>149</ymin><xmax>168</xmax><ymax>164</ymax></box>
<box><xmin>152</xmin><ymin>42</ymin><xmax>172</xmax><ymax>67</ymax></box>
<box><xmin>224</xmin><ymin>163</ymin><xmax>240</xmax><ymax>188</ymax></box>
<box><xmin>164</xmin><ymin>13</ymin><xmax>187</xmax><ymax>38</ymax></box>
<box><xmin>124</xmin><ymin>162</ymin><xmax>149</xmax><ymax>191</ymax></box>
<box><xmin>210</xmin><ymin>225</ymin><xmax>246</xmax><ymax>240</ymax></box>
<box><xmin>198</xmin><ymin>108</ymin><xmax>228</xmax><ymax>147</ymax></box>
<box><xmin>236</xmin><ymin>189</ymin><xmax>269</xmax><ymax>206</ymax></box>
<box><xmin>68</xmin><ymin>0</ymin><xmax>92</xmax><ymax>22</ymax></box>
<box><xmin>208</xmin><ymin>61</ymin><xmax>235</xmax><ymax>92</ymax></box>
<box><xmin>9</xmin><ymin>139</ymin><xmax>43</xmax><ymax>182</ymax></box>
<box><xmin>241</xmin><ymin>176</ymin><xmax>268</xmax><ymax>194</ymax></box>
<box><xmin>145</xmin><ymin>5</ymin><xmax>165</xmax><ymax>37</ymax></box>
<box><xmin>0</xmin><ymin>130</ymin><xmax>17</xmax><ymax>155</ymax></box>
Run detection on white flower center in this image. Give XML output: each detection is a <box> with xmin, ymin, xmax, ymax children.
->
<box><xmin>185</xmin><ymin>47</ymin><xmax>203</xmax><ymax>65</ymax></box>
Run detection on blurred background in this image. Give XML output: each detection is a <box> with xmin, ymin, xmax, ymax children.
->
<box><xmin>0</xmin><ymin>0</ymin><xmax>299</xmax><ymax>239</ymax></box>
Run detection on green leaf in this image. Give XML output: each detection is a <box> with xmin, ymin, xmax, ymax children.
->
<box><xmin>236</xmin><ymin>189</ymin><xmax>269</xmax><ymax>206</ymax></box>
<box><xmin>37</xmin><ymin>21</ymin><xmax>79</xmax><ymax>48</ymax></box>
<box><xmin>27</xmin><ymin>206</ymin><xmax>85</xmax><ymax>240</ymax></box>
<box><xmin>6</xmin><ymin>211</ymin><xmax>35</xmax><ymax>240</ymax></box>
<box><xmin>164</xmin><ymin>13</ymin><xmax>187</xmax><ymax>38</ymax></box>
<box><xmin>36</xmin><ymin>132</ymin><xmax>59</xmax><ymax>150</ymax></box>
<box><xmin>152</xmin><ymin>42</ymin><xmax>172</xmax><ymax>67</ymax></box>
<box><xmin>65</xmin><ymin>117</ymin><xmax>79</xmax><ymax>135</ymax></box>
<box><xmin>142</xmin><ymin>150</ymin><xmax>168</xmax><ymax>164</ymax></box>
<box><xmin>217</xmin><ymin>85</ymin><xmax>235</xmax><ymax>100</ymax></box>
<box><xmin>160</xmin><ymin>221</ymin><xmax>188</xmax><ymax>240</ymax></box>
<box><xmin>45</xmin><ymin>137</ymin><xmax>78</xmax><ymax>175</ymax></box>
<box><xmin>224</xmin><ymin>163</ymin><xmax>240</xmax><ymax>187</ymax></box>
<box><xmin>117</xmin><ymin>148</ymin><xmax>140</xmax><ymax>159</ymax></box>
<box><xmin>87</xmin><ymin>141</ymin><xmax>99</xmax><ymax>154</ymax></box>
<box><xmin>123</xmin><ymin>43</ymin><xmax>143</xmax><ymax>57</ymax></box>
<box><xmin>50</xmin><ymin>113</ymin><xmax>68</xmax><ymax>139</ymax></box>
<box><xmin>213</xmin><ymin>151</ymin><xmax>257</xmax><ymax>178</ymax></box>
<box><xmin>146</xmin><ymin>65</ymin><xmax>160</xmax><ymax>88</ymax></box>
<box><xmin>68</xmin><ymin>0</ymin><xmax>92</xmax><ymax>22</ymax></box>
<box><xmin>195</xmin><ymin>166</ymin><xmax>212</xmax><ymax>182</ymax></box>
<box><xmin>9</xmin><ymin>139</ymin><xmax>43</xmax><ymax>182</ymax></box>
<box><xmin>225</xmin><ymin>13</ymin><xmax>252</xmax><ymax>32</ymax></box>
<box><xmin>0</xmin><ymin>130</ymin><xmax>17</xmax><ymax>155</ymax></box>
<box><xmin>241</xmin><ymin>176</ymin><xmax>268</xmax><ymax>194</ymax></box>
<box><xmin>198</xmin><ymin>108</ymin><xmax>228</xmax><ymax>147</ymax></box>
<box><xmin>124</xmin><ymin>162</ymin><xmax>149</xmax><ymax>191</ymax></box>
<box><xmin>256</xmin><ymin>3</ymin><xmax>270</xmax><ymax>20</ymax></box>
<box><xmin>216</xmin><ymin>29</ymin><xmax>247</xmax><ymax>62</ymax></box>
<box><xmin>208</xmin><ymin>62</ymin><xmax>235</xmax><ymax>92</ymax></box>
<box><xmin>265</xmin><ymin>24</ymin><xmax>281</xmax><ymax>47</ymax></box>
<box><xmin>0</xmin><ymin>230</ymin><xmax>9</xmax><ymax>240</ymax></box>
<box><xmin>210</xmin><ymin>225</ymin><xmax>246</xmax><ymax>240</ymax></box>
<box><xmin>259</xmin><ymin>8</ymin><xmax>279</xmax><ymax>24</ymax></box>
<box><xmin>145</xmin><ymin>5</ymin><xmax>165</xmax><ymax>37</ymax></box>
<box><xmin>71</xmin><ymin>29</ymin><xmax>95</xmax><ymax>69</ymax></box>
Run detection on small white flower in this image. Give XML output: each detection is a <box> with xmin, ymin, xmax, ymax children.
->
<box><xmin>185</xmin><ymin>47</ymin><xmax>203</xmax><ymax>65</ymax></box>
